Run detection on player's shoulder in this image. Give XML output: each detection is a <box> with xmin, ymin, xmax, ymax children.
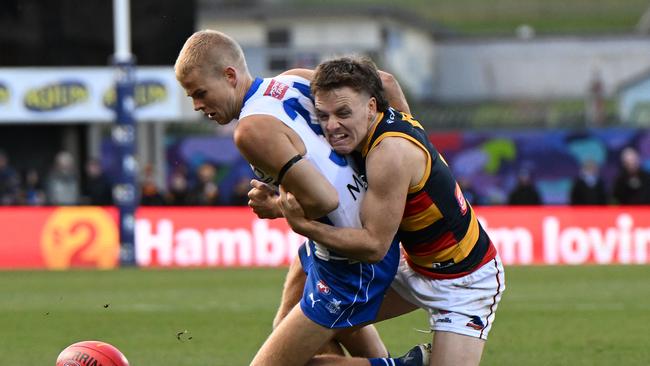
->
<box><xmin>244</xmin><ymin>75</ymin><xmax>307</xmax><ymax>107</ymax></box>
<box><xmin>278</xmin><ymin>68</ymin><xmax>313</xmax><ymax>81</ymax></box>
<box><xmin>274</xmin><ymin>72</ymin><xmax>311</xmax><ymax>85</ymax></box>
<box><xmin>234</xmin><ymin>114</ymin><xmax>285</xmax><ymax>154</ymax></box>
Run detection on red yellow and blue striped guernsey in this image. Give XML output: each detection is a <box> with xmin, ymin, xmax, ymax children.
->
<box><xmin>356</xmin><ymin>108</ymin><xmax>497</xmax><ymax>279</ymax></box>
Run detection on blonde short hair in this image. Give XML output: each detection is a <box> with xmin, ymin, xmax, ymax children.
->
<box><xmin>174</xmin><ymin>30</ymin><xmax>248</xmax><ymax>79</ymax></box>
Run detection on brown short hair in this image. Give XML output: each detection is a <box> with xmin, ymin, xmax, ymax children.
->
<box><xmin>311</xmin><ymin>57</ymin><xmax>389</xmax><ymax>112</ymax></box>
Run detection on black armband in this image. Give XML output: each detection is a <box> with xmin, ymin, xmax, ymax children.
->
<box><xmin>275</xmin><ymin>154</ymin><xmax>303</xmax><ymax>186</ymax></box>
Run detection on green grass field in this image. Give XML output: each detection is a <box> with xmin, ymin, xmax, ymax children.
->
<box><xmin>1</xmin><ymin>265</ymin><xmax>649</xmax><ymax>365</ymax></box>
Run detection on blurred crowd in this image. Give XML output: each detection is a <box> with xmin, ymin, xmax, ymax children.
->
<box><xmin>0</xmin><ymin>150</ymin><xmax>251</xmax><ymax>207</ymax></box>
<box><xmin>1</xmin><ymin>147</ymin><xmax>648</xmax><ymax>207</ymax></box>
<box><xmin>459</xmin><ymin>146</ymin><xmax>650</xmax><ymax>206</ymax></box>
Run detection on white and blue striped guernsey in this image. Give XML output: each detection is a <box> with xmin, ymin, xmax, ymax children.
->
<box><xmin>240</xmin><ymin>75</ymin><xmax>367</xmax><ymax>255</ymax></box>
<box><xmin>239</xmin><ymin>75</ymin><xmax>400</xmax><ymax>329</ymax></box>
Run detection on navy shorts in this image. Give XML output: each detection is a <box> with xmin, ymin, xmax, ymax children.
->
<box><xmin>298</xmin><ymin>239</ymin><xmax>400</xmax><ymax>329</ymax></box>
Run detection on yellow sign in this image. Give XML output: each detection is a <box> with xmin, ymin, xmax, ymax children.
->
<box><xmin>0</xmin><ymin>84</ymin><xmax>8</xmax><ymax>104</ymax></box>
<box><xmin>103</xmin><ymin>81</ymin><xmax>167</xmax><ymax>109</ymax></box>
<box><xmin>41</xmin><ymin>207</ymin><xmax>119</xmax><ymax>270</ymax></box>
<box><xmin>24</xmin><ymin>81</ymin><xmax>89</xmax><ymax>111</ymax></box>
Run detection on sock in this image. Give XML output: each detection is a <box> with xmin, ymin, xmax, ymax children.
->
<box><xmin>369</xmin><ymin>358</ymin><xmax>400</xmax><ymax>366</ymax></box>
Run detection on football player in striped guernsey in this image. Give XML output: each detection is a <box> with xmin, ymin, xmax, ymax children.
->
<box><xmin>279</xmin><ymin>57</ymin><xmax>506</xmax><ymax>366</ymax></box>
<box><xmin>175</xmin><ymin>31</ymin><xmax>421</xmax><ymax>365</ymax></box>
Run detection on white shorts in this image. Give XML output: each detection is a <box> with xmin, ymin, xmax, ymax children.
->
<box><xmin>390</xmin><ymin>255</ymin><xmax>505</xmax><ymax>340</ymax></box>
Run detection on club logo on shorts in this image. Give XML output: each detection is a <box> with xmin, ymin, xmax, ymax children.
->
<box><xmin>316</xmin><ymin>280</ymin><xmax>331</xmax><ymax>294</ymax></box>
<box><xmin>326</xmin><ymin>298</ymin><xmax>341</xmax><ymax>314</ymax></box>
<box><xmin>264</xmin><ymin>80</ymin><xmax>289</xmax><ymax>100</ymax></box>
<box><xmin>466</xmin><ymin>315</ymin><xmax>485</xmax><ymax>330</ymax></box>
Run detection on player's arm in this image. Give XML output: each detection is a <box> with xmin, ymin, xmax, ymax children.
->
<box><xmin>235</xmin><ymin>115</ymin><xmax>338</xmax><ymax>219</ymax></box>
<box><xmin>378</xmin><ymin>71</ymin><xmax>410</xmax><ymax>114</ymax></box>
<box><xmin>279</xmin><ymin>68</ymin><xmax>314</xmax><ymax>80</ymax></box>
<box><xmin>280</xmin><ymin>138</ymin><xmax>416</xmax><ymax>263</ymax></box>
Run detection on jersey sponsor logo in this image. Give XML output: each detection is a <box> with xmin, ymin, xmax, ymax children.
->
<box><xmin>326</xmin><ymin>298</ymin><xmax>342</xmax><ymax>314</ymax></box>
<box><xmin>386</xmin><ymin>109</ymin><xmax>396</xmax><ymax>123</ymax></box>
<box><xmin>316</xmin><ymin>280</ymin><xmax>331</xmax><ymax>294</ymax></box>
<box><xmin>455</xmin><ymin>183</ymin><xmax>468</xmax><ymax>216</ymax></box>
<box><xmin>431</xmin><ymin>258</ymin><xmax>455</xmax><ymax>269</ymax></box>
<box><xmin>436</xmin><ymin>317</ymin><xmax>452</xmax><ymax>324</ymax></box>
<box><xmin>346</xmin><ymin>173</ymin><xmax>367</xmax><ymax>201</ymax></box>
<box><xmin>308</xmin><ymin>292</ymin><xmax>322</xmax><ymax>308</ymax></box>
<box><xmin>466</xmin><ymin>315</ymin><xmax>485</xmax><ymax>330</ymax></box>
<box><xmin>264</xmin><ymin>79</ymin><xmax>289</xmax><ymax>100</ymax></box>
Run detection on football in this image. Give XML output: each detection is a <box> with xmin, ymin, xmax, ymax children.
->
<box><xmin>56</xmin><ymin>340</ymin><xmax>129</xmax><ymax>366</ymax></box>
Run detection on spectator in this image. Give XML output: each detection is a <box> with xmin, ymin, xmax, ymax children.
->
<box><xmin>570</xmin><ymin>160</ymin><xmax>608</xmax><ymax>205</ymax></box>
<box><xmin>508</xmin><ymin>167</ymin><xmax>542</xmax><ymax>205</ymax></box>
<box><xmin>46</xmin><ymin>151</ymin><xmax>80</xmax><ymax>205</ymax></box>
<box><xmin>189</xmin><ymin>163</ymin><xmax>220</xmax><ymax>205</ymax></box>
<box><xmin>20</xmin><ymin>168</ymin><xmax>46</xmax><ymax>206</ymax></box>
<box><xmin>585</xmin><ymin>70</ymin><xmax>605</xmax><ymax>126</ymax></box>
<box><xmin>0</xmin><ymin>150</ymin><xmax>20</xmax><ymax>205</ymax></box>
<box><xmin>229</xmin><ymin>176</ymin><xmax>252</xmax><ymax>206</ymax></box>
<box><xmin>140</xmin><ymin>164</ymin><xmax>166</xmax><ymax>206</ymax></box>
<box><xmin>457</xmin><ymin>176</ymin><xmax>483</xmax><ymax>206</ymax></box>
<box><xmin>82</xmin><ymin>158</ymin><xmax>113</xmax><ymax>205</ymax></box>
<box><xmin>612</xmin><ymin>147</ymin><xmax>650</xmax><ymax>205</ymax></box>
<box><xmin>167</xmin><ymin>170</ymin><xmax>191</xmax><ymax>205</ymax></box>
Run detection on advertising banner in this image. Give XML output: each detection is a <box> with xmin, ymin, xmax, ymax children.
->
<box><xmin>0</xmin><ymin>206</ymin><xmax>648</xmax><ymax>269</ymax></box>
<box><xmin>0</xmin><ymin>67</ymin><xmax>184</xmax><ymax>122</ymax></box>
<box><xmin>0</xmin><ymin>207</ymin><xmax>119</xmax><ymax>269</ymax></box>
<box><xmin>134</xmin><ymin>207</ymin><xmax>305</xmax><ymax>267</ymax></box>
<box><xmin>476</xmin><ymin>206</ymin><xmax>650</xmax><ymax>265</ymax></box>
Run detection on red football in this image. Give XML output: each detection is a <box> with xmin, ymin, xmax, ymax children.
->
<box><xmin>56</xmin><ymin>340</ymin><xmax>129</xmax><ymax>366</ymax></box>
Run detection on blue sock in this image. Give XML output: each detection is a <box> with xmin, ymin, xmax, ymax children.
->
<box><xmin>369</xmin><ymin>358</ymin><xmax>401</xmax><ymax>366</ymax></box>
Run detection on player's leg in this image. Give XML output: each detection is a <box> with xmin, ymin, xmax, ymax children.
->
<box><xmin>330</xmin><ymin>286</ymin><xmax>420</xmax><ymax>357</ymax></box>
<box><xmin>428</xmin><ymin>332</ymin><xmax>484</xmax><ymax>366</ymax></box>
<box><xmin>418</xmin><ymin>256</ymin><xmax>506</xmax><ymax>366</ymax></box>
<box><xmin>306</xmin><ymin>343</ymin><xmax>431</xmax><ymax>366</ymax></box>
<box><xmin>272</xmin><ymin>254</ymin><xmax>307</xmax><ymax>329</ymax></box>
<box><xmin>374</xmin><ymin>287</ymin><xmax>420</xmax><ymax>321</ymax></box>
<box><xmin>273</xmin><ymin>250</ymin><xmax>345</xmax><ymax>355</ymax></box>
<box><xmin>274</xmin><ymin>242</ymin><xmax>397</xmax><ymax>358</ymax></box>
<box><xmin>302</xmin><ymin>288</ymin><xmax>425</xmax><ymax>366</ymax></box>
<box><xmin>251</xmin><ymin>304</ymin><xmax>338</xmax><ymax>366</ymax></box>
<box><xmin>335</xmin><ymin>325</ymin><xmax>387</xmax><ymax>358</ymax></box>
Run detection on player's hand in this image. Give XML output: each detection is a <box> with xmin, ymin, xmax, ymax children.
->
<box><xmin>278</xmin><ymin>186</ymin><xmax>309</xmax><ymax>232</ymax></box>
<box><xmin>248</xmin><ymin>179</ymin><xmax>282</xmax><ymax>219</ymax></box>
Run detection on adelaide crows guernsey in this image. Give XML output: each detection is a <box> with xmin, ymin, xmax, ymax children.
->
<box><xmin>239</xmin><ymin>75</ymin><xmax>367</xmax><ymax>260</ymax></box>
<box><xmin>358</xmin><ymin>108</ymin><xmax>497</xmax><ymax>279</ymax></box>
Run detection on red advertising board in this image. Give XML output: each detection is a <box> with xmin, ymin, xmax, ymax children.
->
<box><xmin>135</xmin><ymin>207</ymin><xmax>305</xmax><ymax>267</ymax></box>
<box><xmin>0</xmin><ymin>207</ymin><xmax>119</xmax><ymax>269</ymax></box>
<box><xmin>0</xmin><ymin>206</ymin><xmax>648</xmax><ymax>269</ymax></box>
<box><xmin>477</xmin><ymin>206</ymin><xmax>650</xmax><ymax>265</ymax></box>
